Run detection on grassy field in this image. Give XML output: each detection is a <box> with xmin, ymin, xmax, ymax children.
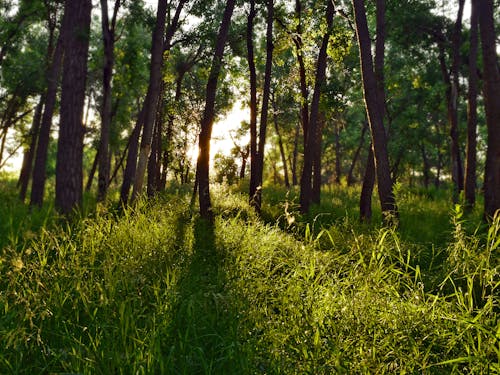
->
<box><xmin>0</xmin><ymin>178</ymin><xmax>498</xmax><ymax>374</ymax></box>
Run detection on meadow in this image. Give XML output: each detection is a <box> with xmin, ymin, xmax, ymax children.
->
<box><xmin>0</xmin><ymin>176</ymin><xmax>498</xmax><ymax>374</ymax></box>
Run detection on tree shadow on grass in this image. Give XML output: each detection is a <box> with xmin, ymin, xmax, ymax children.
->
<box><xmin>164</xmin><ymin>217</ymin><xmax>248</xmax><ymax>374</ymax></box>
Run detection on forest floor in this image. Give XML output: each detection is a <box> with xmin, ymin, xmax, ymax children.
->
<box><xmin>0</xmin><ymin>177</ymin><xmax>499</xmax><ymax>374</ymax></box>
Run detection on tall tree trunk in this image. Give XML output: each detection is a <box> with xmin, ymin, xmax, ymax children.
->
<box><xmin>30</xmin><ymin>36</ymin><xmax>64</xmax><ymax>208</ymax></box>
<box><xmin>131</xmin><ymin>0</ymin><xmax>186</xmax><ymax>201</ymax></box>
<box><xmin>299</xmin><ymin>0</ymin><xmax>334</xmax><ymax>214</ymax></box>
<box><xmin>359</xmin><ymin>0</ymin><xmax>385</xmax><ymax>222</ymax></box>
<box><xmin>55</xmin><ymin>0</ymin><xmax>92</xmax><ymax>215</ymax></box>
<box><xmin>85</xmin><ymin>148</ymin><xmax>99</xmax><ymax>192</ymax></box>
<box><xmin>131</xmin><ymin>0</ymin><xmax>167</xmax><ymax>201</ymax></box>
<box><xmin>197</xmin><ymin>0</ymin><xmax>236</xmax><ymax>220</ymax></box>
<box><xmin>479</xmin><ymin>0</ymin><xmax>500</xmax><ymax>219</ymax></box>
<box><xmin>353</xmin><ymin>0</ymin><xmax>397</xmax><ymax>222</ymax></box>
<box><xmin>421</xmin><ymin>143</ymin><xmax>430</xmax><ymax>189</ymax></box>
<box><xmin>97</xmin><ymin>0</ymin><xmax>120</xmax><ymax>201</ymax></box>
<box><xmin>464</xmin><ymin>0</ymin><xmax>478</xmax><ymax>209</ymax></box>
<box><xmin>251</xmin><ymin>0</ymin><xmax>274</xmax><ymax>213</ymax></box>
<box><xmin>18</xmin><ymin>95</ymin><xmax>44</xmax><ymax>201</ymax></box>
<box><xmin>247</xmin><ymin>0</ymin><xmax>259</xmax><ymax>205</ymax></box>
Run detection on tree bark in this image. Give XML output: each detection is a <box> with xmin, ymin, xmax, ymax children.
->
<box><xmin>294</xmin><ymin>0</ymin><xmax>309</xmax><ymax>147</ymax></box>
<box><xmin>251</xmin><ymin>0</ymin><xmax>274</xmax><ymax>213</ymax></box>
<box><xmin>353</xmin><ymin>0</ymin><xmax>397</xmax><ymax>222</ymax></box>
<box><xmin>479</xmin><ymin>0</ymin><xmax>500</xmax><ymax>219</ymax></box>
<box><xmin>30</xmin><ymin>36</ymin><xmax>64</xmax><ymax>208</ymax></box>
<box><xmin>55</xmin><ymin>0</ymin><xmax>92</xmax><ymax>215</ymax></box>
<box><xmin>120</xmin><ymin>109</ymin><xmax>143</xmax><ymax>204</ymax></box>
<box><xmin>197</xmin><ymin>0</ymin><xmax>236</xmax><ymax>220</ymax></box>
<box><xmin>97</xmin><ymin>0</ymin><xmax>120</xmax><ymax>201</ymax></box>
<box><xmin>300</xmin><ymin>0</ymin><xmax>334</xmax><ymax>213</ymax></box>
<box><xmin>464</xmin><ymin>0</ymin><xmax>478</xmax><ymax>209</ymax></box>
<box><xmin>18</xmin><ymin>96</ymin><xmax>44</xmax><ymax>202</ymax></box>
<box><xmin>247</xmin><ymin>0</ymin><xmax>259</xmax><ymax>205</ymax></box>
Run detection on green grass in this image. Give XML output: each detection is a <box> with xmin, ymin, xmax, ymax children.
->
<box><xmin>0</xmin><ymin>180</ymin><xmax>498</xmax><ymax>373</ymax></box>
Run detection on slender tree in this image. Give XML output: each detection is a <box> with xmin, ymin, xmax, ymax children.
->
<box><xmin>197</xmin><ymin>0</ymin><xmax>236</xmax><ymax>220</ymax></box>
<box><xmin>478</xmin><ymin>0</ymin><xmax>500</xmax><ymax>219</ymax></box>
<box><xmin>97</xmin><ymin>0</ymin><xmax>121</xmax><ymax>201</ymax></box>
<box><xmin>250</xmin><ymin>0</ymin><xmax>274</xmax><ymax>212</ymax></box>
<box><xmin>55</xmin><ymin>0</ymin><xmax>92</xmax><ymax>214</ymax></box>
<box><xmin>352</xmin><ymin>0</ymin><xmax>397</xmax><ymax>222</ymax></box>
<box><xmin>300</xmin><ymin>0</ymin><xmax>334</xmax><ymax>214</ymax></box>
<box><xmin>464</xmin><ymin>0</ymin><xmax>478</xmax><ymax>209</ymax></box>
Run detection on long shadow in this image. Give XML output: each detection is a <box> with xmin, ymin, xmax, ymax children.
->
<box><xmin>164</xmin><ymin>218</ymin><xmax>248</xmax><ymax>374</ymax></box>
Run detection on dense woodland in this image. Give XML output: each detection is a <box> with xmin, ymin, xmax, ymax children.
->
<box><xmin>0</xmin><ymin>0</ymin><xmax>499</xmax><ymax>373</ymax></box>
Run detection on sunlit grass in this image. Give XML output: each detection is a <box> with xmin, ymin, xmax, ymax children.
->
<box><xmin>0</xmin><ymin>180</ymin><xmax>498</xmax><ymax>373</ymax></box>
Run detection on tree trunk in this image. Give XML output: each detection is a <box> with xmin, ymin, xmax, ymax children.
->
<box><xmin>97</xmin><ymin>0</ymin><xmax>120</xmax><ymax>202</ymax></box>
<box><xmin>479</xmin><ymin>0</ymin><xmax>500</xmax><ymax>219</ymax></box>
<box><xmin>30</xmin><ymin>36</ymin><xmax>64</xmax><ymax>208</ymax></box>
<box><xmin>85</xmin><ymin>148</ymin><xmax>99</xmax><ymax>192</ymax></box>
<box><xmin>247</xmin><ymin>0</ymin><xmax>259</xmax><ymax>205</ymax></box>
<box><xmin>334</xmin><ymin>120</ymin><xmax>341</xmax><ymax>185</ymax></box>
<box><xmin>421</xmin><ymin>143</ymin><xmax>430</xmax><ymax>189</ymax></box>
<box><xmin>312</xmin><ymin>115</ymin><xmax>323</xmax><ymax>203</ymax></box>
<box><xmin>464</xmin><ymin>0</ymin><xmax>478</xmax><ymax>209</ymax></box>
<box><xmin>197</xmin><ymin>0</ymin><xmax>236</xmax><ymax>220</ymax></box>
<box><xmin>18</xmin><ymin>95</ymin><xmax>44</xmax><ymax>202</ymax></box>
<box><xmin>131</xmin><ymin>0</ymin><xmax>168</xmax><ymax>201</ymax></box>
<box><xmin>55</xmin><ymin>0</ymin><xmax>92</xmax><ymax>215</ymax></box>
<box><xmin>251</xmin><ymin>0</ymin><xmax>274</xmax><ymax>213</ymax></box>
<box><xmin>299</xmin><ymin>0</ymin><xmax>334</xmax><ymax>214</ymax></box>
<box><xmin>120</xmin><ymin>110</ymin><xmax>143</xmax><ymax>204</ymax></box>
<box><xmin>353</xmin><ymin>0</ymin><xmax>397</xmax><ymax>223</ymax></box>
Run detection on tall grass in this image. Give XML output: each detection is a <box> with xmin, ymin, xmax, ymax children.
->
<box><xmin>0</xmin><ymin>181</ymin><xmax>498</xmax><ymax>373</ymax></box>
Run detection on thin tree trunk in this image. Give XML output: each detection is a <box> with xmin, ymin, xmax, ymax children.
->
<box><xmin>120</xmin><ymin>110</ymin><xmax>143</xmax><ymax>204</ymax></box>
<box><xmin>132</xmin><ymin>0</ymin><xmax>186</xmax><ymax>200</ymax></box>
<box><xmin>294</xmin><ymin>0</ymin><xmax>309</xmax><ymax>147</ymax></box>
<box><xmin>251</xmin><ymin>0</ymin><xmax>274</xmax><ymax>213</ymax></box>
<box><xmin>421</xmin><ymin>143</ymin><xmax>430</xmax><ymax>189</ymax></box>
<box><xmin>300</xmin><ymin>0</ymin><xmax>334</xmax><ymax>213</ymax></box>
<box><xmin>478</xmin><ymin>0</ymin><xmax>500</xmax><ymax>219</ymax></box>
<box><xmin>97</xmin><ymin>0</ymin><xmax>120</xmax><ymax>201</ymax></box>
<box><xmin>464</xmin><ymin>0</ymin><xmax>478</xmax><ymax>209</ymax></box>
<box><xmin>334</xmin><ymin>120</ymin><xmax>341</xmax><ymax>185</ymax></box>
<box><xmin>85</xmin><ymin>148</ymin><xmax>99</xmax><ymax>192</ymax></box>
<box><xmin>30</xmin><ymin>36</ymin><xmax>64</xmax><ymax>208</ymax></box>
<box><xmin>197</xmin><ymin>0</ymin><xmax>236</xmax><ymax>220</ymax></box>
<box><xmin>312</xmin><ymin>114</ymin><xmax>323</xmax><ymax>203</ymax></box>
<box><xmin>55</xmin><ymin>0</ymin><xmax>92</xmax><ymax>215</ymax></box>
<box><xmin>353</xmin><ymin>0</ymin><xmax>397</xmax><ymax>223</ymax></box>
<box><xmin>247</xmin><ymin>0</ymin><xmax>259</xmax><ymax>204</ymax></box>
<box><xmin>18</xmin><ymin>95</ymin><xmax>44</xmax><ymax>201</ymax></box>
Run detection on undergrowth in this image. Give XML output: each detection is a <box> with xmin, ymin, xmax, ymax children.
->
<box><xmin>0</xmin><ymin>182</ymin><xmax>498</xmax><ymax>373</ymax></box>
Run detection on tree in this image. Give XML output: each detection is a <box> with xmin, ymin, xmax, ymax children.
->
<box><xmin>55</xmin><ymin>0</ymin><xmax>92</xmax><ymax>214</ymax></box>
<box><xmin>464</xmin><ymin>0</ymin><xmax>478</xmax><ymax>209</ymax></box>
<box><xmin>197</xmin><ymin>0</ymin><xmax>236</xmax><ymax>220</ymax></box>
<box><xmin>479</xmin><ymin>0</ymin><xmax>500</xmax><ymax>219</ymax></box>
<box><xmin>299</xmin><ymin>0</ymin><xmax>334</xmax><ymax>214</ymax></box>
<box><xmin>352</xmin><ymin>0</ymin><xmax>397</xmax><ymax>223</ymax></box>
<box><xmin>250</xmin><ymin>0</ymin><xmax>274</xmax><ymax>213</ymax></box>
<box><xmin>97</xmin><ymin>0</ymin><xmax>121</xmax><ymax>201</ymax></box>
